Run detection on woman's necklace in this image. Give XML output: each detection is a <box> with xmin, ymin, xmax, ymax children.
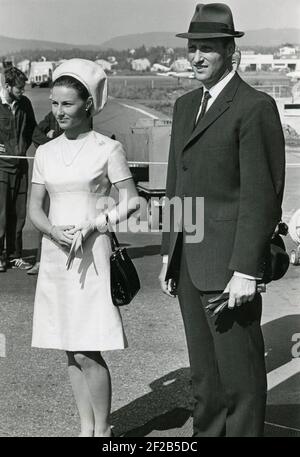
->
<box><xmin>61</xmin><ymin>133</ymin><xmax>90</xmax><ymax>167</ymax></box>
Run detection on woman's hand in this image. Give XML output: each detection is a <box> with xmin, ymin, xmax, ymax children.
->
<box><xmin>50</xmin><ymin>225</ymin><xmax>75</xmax><ymax>248</ymax></box>
<box><xmin>68</xmin><ymin>220</ymin><xmax>97</xmax><ymax>240</ymax></box>
<box><xmin>66</xmin><ymin>218</ymin><xmax>106</xmax><ymax>270</ymax></box>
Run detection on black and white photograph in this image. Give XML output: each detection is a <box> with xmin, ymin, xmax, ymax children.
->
<box><xmin>0</xmin><ymin>0</ymin><xmax>299</xmax><ymax>439</ymax></box>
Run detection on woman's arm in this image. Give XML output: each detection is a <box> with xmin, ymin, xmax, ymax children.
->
<box><xmin>29</xmin><ymin>183</ymin><xmax>52</xmax><ymax>234</ymax></box>
<box><xmin>29</xmin><ymin>183</ymin><xmax>74</xmax><ymax>247</ymax></box>
<box><xmin>108</xmin><ymin>177</ymin><xmax>140</xmax><ymax>225</ymax></box>
<box><xmin>66</xmin><ymin>177</ymin><xmax>140</xmax><ymax>266</ymax></box>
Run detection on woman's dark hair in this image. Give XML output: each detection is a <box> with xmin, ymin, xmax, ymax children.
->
<box><xmin>52</xmin><ymin>75</ymin><xmax>90</xmax><ymax>101</ymax></box>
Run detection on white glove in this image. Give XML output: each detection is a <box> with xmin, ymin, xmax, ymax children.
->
<box><xmin>66</xmin><ymin>214</ymin><xmax>109</xmax><ymax>269</ymax></box>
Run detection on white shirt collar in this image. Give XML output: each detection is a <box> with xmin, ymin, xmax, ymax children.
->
<box><xmin>0</xmin><ymin>88</ymin><xmax>16</xmax><ymax>108</ymax></box>
<box><xmin>0</xmin><ymin>89</ymin><xmax>8</xmax><ymax>105</ymax></box>
<box><xmin>203</xmin><ymin>70</ymin><xmax>236</xmax><ymax>101</ymax></box>
<box><xmin>195</xmin><ymin>70</ymin><xmax>236</xmax><ymax>123</ymax></box>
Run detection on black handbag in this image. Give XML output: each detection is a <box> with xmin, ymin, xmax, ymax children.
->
<box><xmin>109</xmin><ymin>231</ymin><xmax>140</xmax><ymax>306</ymax></box>
<box><xmin>261</xmin><ymin>222</ymin><xmax>290</xmax><ymax>284</ymax></box>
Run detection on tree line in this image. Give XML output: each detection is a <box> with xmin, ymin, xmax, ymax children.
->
<box><xmin>2</xmin><ymin>44</ymin><xmax>281</xmax><ymax>69</ymax></box>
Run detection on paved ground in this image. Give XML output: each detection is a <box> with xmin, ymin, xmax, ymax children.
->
<box><xmin>0</xmin><ymin>228</ymin><xmax>299</xmax><ymax>437</ymax></box>
<box><xmin>0</xmin><ymin>88</ymin><xmax>299</xmax><ymax>437</ymax></box>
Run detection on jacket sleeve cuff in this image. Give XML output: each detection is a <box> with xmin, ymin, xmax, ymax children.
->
<box><xmin>234</xmin><ymin>271</ymin><xmax>261</xmax><ymax>280</ymax></box>
<box><xmin>162</xmin><ymin>255</ymin><xmax>169</xmax><ymax>264</ymax></box>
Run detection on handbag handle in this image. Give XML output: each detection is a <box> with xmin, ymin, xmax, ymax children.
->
<box><xmin>110</xmin><ymin>230</ymin><xmax>120</xmax><ymax>251</ymax></box>
<box><xmin>105</xmin><ymin>214</ymin><xmax>120</xmax><ymax>251</ymax></box>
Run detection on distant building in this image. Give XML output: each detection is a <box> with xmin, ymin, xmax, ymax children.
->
<box><xmin>239</xmin><ymin>50</ymin><xmax>300</xmax><ymax>72</ymax></box>
<box><xmin>272</xmin><ymin>58</ymin><xmax>300</xmax><ymax>72</ymax></box>
<box><xmin>171</xmin><ymin>58</ymin><xmax>192</xmax><ymax>73</ymax></box>
<box><xmin>279</xmin><ymin>45</ymin><xmax>296</xmax><ymax>57</ymax></box>
<box><xmin>95</xmin><ymin>59</ymin><xmax>112</xmax><ymax>73</ymax></box>
<box><xmin>242</xmin><ymin>50</ymin><xmax>255</xmax><ymax>55</ymax></box>
<box><xmin>239</xmin><ymin>53</ymin><xmax>273</xmax><ymax>71</ymax></box>
<box><xmin>29</xmin><ymin>61</ymin><xmax>55</xmax><ymax>87</ymax></box>
<box><xmin>131</xmin><ymin>58</ymin><xmax>151</xmax><ymax>71</ymax></box>
<box><xmin>129</xmin><ymin>49</ymin><xmax>136</xmax><ymax>56</ymax></box>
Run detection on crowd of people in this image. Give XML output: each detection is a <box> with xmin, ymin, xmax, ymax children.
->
<box><xmin>0</xmin><ymin>2</ymin><xmax>292</xmax><ymax>438</ymax></box>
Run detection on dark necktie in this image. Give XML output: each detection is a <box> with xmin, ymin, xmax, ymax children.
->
<box><xmin>195</xmin><ymin>90</ymin><xmax>211</xmax><ymax>126</ymax></box>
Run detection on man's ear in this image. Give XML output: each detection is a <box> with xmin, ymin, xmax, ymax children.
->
<box><xmin>226</xmin><ymin>41</ymin><xmax>236</xmax><ymax>59</ymax></box>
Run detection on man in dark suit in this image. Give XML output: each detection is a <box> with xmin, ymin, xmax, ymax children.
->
<box><xmin>159</xmin><ymin>3</ymin><xmax>285</xmax><ymax>437</ymax></box>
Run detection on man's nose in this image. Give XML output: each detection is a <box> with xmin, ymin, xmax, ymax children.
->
<box><xmin>193</xmin><ymin>50</ymin><xmax>204</xmax><ymax>64</ymax></box>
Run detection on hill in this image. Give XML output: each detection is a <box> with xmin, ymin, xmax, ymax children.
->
<box><xmin>1</xmin><ymin>28</ymin><xmax>299</xmax><ymax>56</ymax></box>
<box><xmin>101</xmin><ymin>29</ymin><xmax>300</xmax><ymax>49</ymax></box>
<box><xmin>0</xmin><ymin>35</ymin><xmax>101</xmax><ymax>55</ymax></box>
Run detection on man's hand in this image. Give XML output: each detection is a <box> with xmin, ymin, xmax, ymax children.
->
<box><xmin>159</xmin><ymin>263</ymin><xmax>177</xmax><ymax>298</ymax></box>
<box><xmin>224</xmin><ymin>276</ymin><xmax>256</xmax><ymax>309</ymax></box>
<box><xmin>0</xmin><ymin>144</ymin><xmax>6</xmax><ymax>154</ymax></box>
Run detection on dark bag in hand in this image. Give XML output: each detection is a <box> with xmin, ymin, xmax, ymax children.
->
<box><xmin>110</xmin><ymin>231</ymin><xmax>140</xmax><ymax>306</ymax></box>
<box><xmin>261</xmin><ymin>222</ymin><xmax>290</xmax><ymax>284</ymax></box>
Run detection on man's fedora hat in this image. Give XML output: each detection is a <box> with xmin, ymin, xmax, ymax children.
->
<box><xmin>177</xmin><ymin>3</ymin><xmax>244</xmax><ymax>39</ymax></box>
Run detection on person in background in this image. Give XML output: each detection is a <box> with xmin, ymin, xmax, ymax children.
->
<box><xmin>32</xmin><ymin>110</ymin><xmax>62</xmax><ymax>147</ymax></box>
<box><xmin>0</xmin><ymin>66</ymin><xmax>36</xmax><ymax>272</ymax></box>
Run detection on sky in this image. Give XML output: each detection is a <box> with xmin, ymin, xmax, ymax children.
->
<box><xmin>0</xmin><ymin>0</ymin><xmax>299</xmax><ymax>45</ymax></box>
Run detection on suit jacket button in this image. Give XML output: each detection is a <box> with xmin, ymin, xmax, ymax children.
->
<box><xmin>182</xmin><ymin>165</ymin><xmax>188</xmax><ymax>171</ymax></box>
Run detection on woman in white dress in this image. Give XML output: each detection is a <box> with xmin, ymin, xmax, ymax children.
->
<box><xmin>29</xmin><ymin>59</ymin><xmax>139</xmax><ymax>437</ymax></box>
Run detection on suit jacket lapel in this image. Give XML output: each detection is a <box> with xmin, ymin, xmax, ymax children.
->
<box><xmin>183</xmin><ymin>73</ymin><xmax>241</xmax><ymax>152</ymax></box>
<box><xmin>181</xmin><ymin>87</ymin><xmax>203</xmax><ymax>144</ymax></box>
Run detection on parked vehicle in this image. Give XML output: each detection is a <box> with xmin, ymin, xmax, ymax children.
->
<box><xmin>117</xmin><ymin>118</ymin><xmax>171</xmax><ymax>229</ymax></box>
<box><xmin>29</xmin><ymin>61</ymin><xmax>55</xmax><ymax>88</ymax></box>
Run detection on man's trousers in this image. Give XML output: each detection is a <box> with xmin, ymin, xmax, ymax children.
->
<box><xmin>177</xmin><ymin>243</ymin><xmax>267</xmax><ymax>437</ymax></box>
<box><xmin>0</xmin><ymin>169</ymin><xmax>28</xmax><ymax>259</ymax></box>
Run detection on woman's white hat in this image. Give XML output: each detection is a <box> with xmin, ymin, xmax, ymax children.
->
<box><xmin>52</xmin><ymin>58</ymin><xmax>107</xmax><ymax>116</ymax></box>
<box><xmin>289</xmin><ymin>209</ymin><xmax>300</xmax><ymax>244</ymax></box>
